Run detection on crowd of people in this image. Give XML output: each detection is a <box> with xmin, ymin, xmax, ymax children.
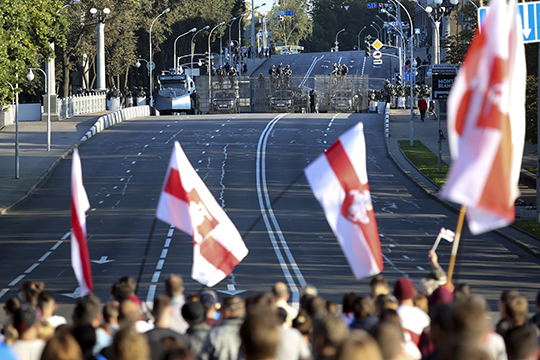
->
<box><xmin>268</xmin><ymin>63</ymin><xmax>293</xmax><ymax>89</ymax></box>
<box><xmin>0</xmin><ymin>251</ymin><xmax>539</xmax><ymax>360</ymax></box>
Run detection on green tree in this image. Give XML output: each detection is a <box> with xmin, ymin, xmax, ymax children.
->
<box><xmin>0</xmin><ymin>0</ymin><xmax>67</xmax><ymax>107</ymax></box>
<box><xmin>269</xmin><ymin>0</ymin><xmax>312</xmax><ymax>48</ymax></box>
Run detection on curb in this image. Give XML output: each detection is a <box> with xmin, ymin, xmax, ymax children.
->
<box><xmin>385</xmin><ymin>111</ymin><xmax>540</xmax><ymax>259</ymax></box>
<box><xmin>0</xmin><ymin>106</ymin><xmax>151</xmax><ymax>216</ymax></box>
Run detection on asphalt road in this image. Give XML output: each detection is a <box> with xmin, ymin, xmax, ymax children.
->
<box><xmin>0</xmin><ymin>50</ymin><xmax>539</xmax><ymax>318</ymax></box>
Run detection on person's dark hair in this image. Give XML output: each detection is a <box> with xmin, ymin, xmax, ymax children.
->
<box><xmin>342</xmin><ymin>292</ymin><xmax>358</xmax><ymax>314</ymax></box>
<box><xmin>500</xmin><ymin>290</ymin><xmax>520</xmax><ymax>306</ymax></box>
<box><xmin>277</xmin><ymin>307</ymin><xmax>287</xmax><ymax>325</ymax></box>
<box><xmin>221</xmin><ymin>296</ymin><xmax>246</xmax><ymax>318</ymax></box>
<box><xmin>5</xmin><ymin>297</ymin><xmax>20</xmax><ymax>315</ymax></box>
<box><xmin>326</xmin><ymin>301</ymin><xmax>339</xmax><ymax>316</ymax></box>
<box><xmin>114</xmin><ymin>282</ymin><xmax>135</xmax><ymax>303</ymax></box>
<box><xmin>451</xmin><ymin>297</ymin><xmax>488</xmax><ymax>344</ymax></box>
<box><xmin>373</xmin><ymin>321</ymin><xmax>404</xmax><ymax>360</ymax></box>
<box><xmin>71</xmin><ymin>322</ymin><xmax>96</xmax><ymax>355</ymax></box>
<box><xmin>117</xmin><ymin>276</ymin><xmax>137</xmax><ymax>293</ymax></box>
<box><xmin>165</xmin><ymin>275</ymin><xmax>184</xmax><ymax>297</ymax></box>
<box><xmin>306</xmin><ymin>296</ymin><xmax>327</xmax><ymax>319</ymax></box>
<box><xmin>292</xmin><ymin>310</ymin><xmax>312</xmax><ymax>336</ymax></box>
<box><xmin>163</xmin><ymin>348</ymin><xmax>196</xmax><ymax>360</ymax></box>
<box><xmin>300</xmin><ymin>294</ymin><xmax>314</xmax><ymax>312</ymax></box>
<box><xmin>38</xmin><ymin>291</ymin><xmax>56</xmax><ymax>310</ymax></box>
<box><xmin>353</xmin><ymin>297</ymin><xmax>375</xmax><ymax>319</ymax></box>
<box><xmin>240</xmin><ymin>310</ymin><xmax>279</xmax><ymax>360</ymax></box>
<box><xmin>152</xmin><ymin>294</ymin><xmax>172</xmax><ymax>320</ymax></box>
<box><xmin>73</xmin><ymin>294</ymin><xmax>101</xmax><ymax>325</ymax></box>
<box><xmin>312</xmin><ymin>315</ymin><xmax>349</xmax><ymax>350</ymax></box>
<box><xmin>379</xmin><ymin>308</ymin><xmax>400</xmax><ymax>326</ymax></box>
<box><xmin>103</xmin><ymin>301</ymin><xmax>119</xmax><ymax>323</ymax></box>
<box><xmin>504</xmin><ymin>325</ymin><xmax>539</xmax><ymax>360</ymax></box>
<box><xmin>40</xmin><ymin>332</ymin><xmax>83</xmax><ymax>360</ymax></box>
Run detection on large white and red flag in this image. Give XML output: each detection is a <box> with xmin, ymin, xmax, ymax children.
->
<box><xmin>304</xmin><ymin>123</ymin><xmax>383</xmax><ymax>279</ymax></box>
<box><xmin>440</xmin><ymin>0</ymin><xmax>526</xmax><ymax>235</ymax></box>
<box><xmin>156</xmin><ymin>141</ymin><xmax>248</xmax><ymax>287</ymax></box>
<box><xmin>71</xmin><ymin>148</ymin><xmax>93</xmax><ymax>296</ymax></box>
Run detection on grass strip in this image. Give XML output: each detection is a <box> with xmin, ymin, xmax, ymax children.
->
<box><xmin>398</xmin><ymin>140</ymin><xmax>540</xmax><ymax>238</ymax></box>
<box><xmin>398</xmin><ymin>140</ymin><xmax>449</xmax><ymax>187</ymax></box>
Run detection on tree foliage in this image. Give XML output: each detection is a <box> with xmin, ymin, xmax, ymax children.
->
<box><xmin>0</xmin><ymin>0</ymin><xmax>67</xmax><ymax>107</ymax></box>
<box><xmin>268</xmin><ymin>0</ymin><xmax>312</xmax><ymax>47</ymax></box>
<box><xmin>440</xmin><ymin>1</ymin><xmax>478</xmax><ymax>64</ymax></box>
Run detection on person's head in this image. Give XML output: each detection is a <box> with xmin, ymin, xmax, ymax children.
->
<box><xmin>336</xmin><ymin>330</ymin><xmax>383</xmax><ymax>360</ymax></box>
<box><xmin>4</xmin><ymin>297</ymin><xmax>20</xmax><ymax>316</ymax></box>
<box><xmin>505</xmin><ymin>296</ymin><xmax>529</xmax><ymax>327</ymax></box>
<box><xmin>271</xmin><ymin>282</ymin><xmax>289</xmax><ymax>302</ymax></box>
<box><xmin>113</xmin><ymin>328</ymin><xmax>150</xmax><ymax>360</ymax></box>
<box><xmin>40</xmin><ymin>333</ymin><xmax>83</xmax><ymax>360</ymax></box>
<box><xmin>302</xmin><ymin>284</ymin><xmax>318</xmax><ymax>297</ymax></box>
<box><xmin>240</xmin><ymin>310</ymin><xmax>279</xmax><ymax>360</ymax></box>
<box><xmin>374</xmin><ymin>294</ymin><xmax>397</xmax><ymax>318</ymax></box>
<box><xmin>428</xmin><ymin>286</ymin><xmax>453</xmax><ymax>309</ymax></box>
<box><xmin>292</xmin><ymin>310</ymin><xmax>312</xmax><ymax>337</ymax></box>
<box><xmin>453</xmin><ymin>283</ymin><xmax>471</xmax><ymax>303</ymax></box>
<box><xmin>504</xmin><ymin>325</ymin><xmax>539</xmax><ymax>360</ymax></box>
<box><xmin>450</xmin><ymin>296</ymin><xmax>489</xmax><ymax>346</ymax></box>
<box><xmin>373</xmin><ymin>321</ymin><xmax>405</xmax><ymax>360</ymax></box>
<box><xmin>498</xmin><ymin>290</ymin><xmax>519</xmax><ymax>316</ymax></box>
<box><xmin>38</xmin><ymin>320</ymin><xmax>54</xmax><ymax>341</ymax></box>
<box><xmin>20</xmin><ymin>281</ymin><xmax>44</xmax><ymax>303</ymax></box>
<box><xmin>370</xmin><ymin>275</ymin><xmax>389</xmax><ymax>299</ymax></box>
<box><xmin>221</xmin><ymin>296</ymin><xmax>246</xmax><ymax>319</ymax></box>
<box><xmin>299</xmin><ymin>294</ymin><xmax>314</xmax><ymax>312</ymax></box>
<box><xmin>26</xmin><ymin>288</ymin><xmax>41</xmax><ymax>308</ymax></box>
<box><xmin>429</xmin><ymin>304</ymin><xmax>453</xmax><ymax>348</ymax></box>
<box><xmin>436</xmin><ymin>342</ymin><xmax>492</xmax><ymax>360</ymax></box>
<box><xmin>71</xmin><ymin>322</ymin><xmax>97</xmax><ymax>356</ymax></box>
<box><xmin>353</xmin><ymin>297</ymin><xmax>375</xmax><ymax>320</ymax></box>
<box><xmin>163</xmin><ymin>348</ymin><xmax>196</xmax><ymax>360</ymax></box>
<box><xmin>113</xmin><ymin>282</ymin><xmax>135</xmax><ymax>303</ymax></box>
<box><xmin>326</xmin><ymin>301</ymin><xmax>339</xmax><ymax>316</ymax></box>
<box><xmin>38</xmin><ymin>291</ymin><xmax>58</xmax><ymax>317</ymax></box>
<box><xmin>342</xmin><ymin>292</ymin><xmax>358</xmax><ymax>314</ymax></box>
<box><xmin>14</xmin><ymin>304</ymin><xmax>38</xmax><ymax>339</ymax></box>
<box><xmin>306</xmin><ymin>296</ymin><xmax>327</xmax><ymax>319</ymax></box>
<box><xmin>182</xmin><ymin>300</ymin><xmax>206</xmax><ymax>326</ymax></box>
<box><xmin>165</xmin><ymin>274</ymin><xmax>184</xmax><ymax>297</ymax></box>
<box><xmin>72</xmin><ymin>293</ymin><xmax>102</xmax><ymax>328</ymax></box>
<box><xmin>200</xmin><ymin>291</ymin><xmax>220</xmax><ymax>318</ymax></box>
<box><xmin>414</xmin><ymin>293</ymin><xmax>429</xmax><ymax>314</ymax></box>
<box><xmin>393</xmin><ymin>277</ymin><xmax>415</xmax><ymax>304</ymax></box>
<box><xmin>312</xmin><ymin>315</ymin><xmax>349</xmax><ymax>357</ymax></box>
<box><xmin>379</xmin><ymin>309</ymin><xmax>400</xmax><ymax>327</ymax></box>
<box><xmin>119</xmin><ymin>299</ymin><xmax>143</xmax><ymax>330</ymax></box>
<box><xmin>152</xmin><ymin>294</ymin><xmax>173</xmax><ymax>326</ymax></box>
<box><xmin>103</xmin><ymin>300</ymin><xmax>120</xmax><ymax>325</ymax></box>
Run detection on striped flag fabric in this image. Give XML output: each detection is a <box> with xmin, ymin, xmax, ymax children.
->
<box><xmin>439</xmin><ymin>228</ymin><xmax>455</xmax><ymax>243</ymax></box>
<box><xmin>440</xmin><ymin>0</ymin><xmax>526</xmax><ymax>235</ymax></box>
<box><xmin>156</xmin><ymin>141</ymin><xmax>249</xmax><ymax>287</ymax></box>
<box><xmin>304</xmin><ymin>122</ymin><xmax>383</xmax><ymax>279</ymax></box>
<box><xmin>71</xmin><ymin>148</ymin><xmax>93</xmax><ymax>296</ymax></box>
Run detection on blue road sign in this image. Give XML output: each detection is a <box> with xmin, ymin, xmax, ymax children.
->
<box><xmin>277</xmin><ymin>10</ymin><xmax>285</xmax><ymax>15</ymax></box>
<box><xmin>478</xmin><ymin>1</ymin><xmax>540</xmax><ymax>43</ymax></box>
<box><xmin>403</xmin><ymin>73</ymin><xmax>411</xmax><ymax>81</ymax></box>
<box><xmin>285</xmin><ymin>10</ymin><xmax>294</xmax><ymax>16</ymax></box>
<box><xmin>367</xmin><ymin>2</ymin><xmax>378</xmax><ymax>9</ymax></box>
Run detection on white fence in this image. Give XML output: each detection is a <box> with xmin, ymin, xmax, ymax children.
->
<box><xmin>58</xmin><ymin>93</ymin><xmax>107</xmax><ymax>120</ymax></box>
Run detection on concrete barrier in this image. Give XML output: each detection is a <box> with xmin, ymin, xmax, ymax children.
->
<box><xmin>80</xmin><ymin>105</ymin><xmax>150</xmax><ymax>143</ymax></box>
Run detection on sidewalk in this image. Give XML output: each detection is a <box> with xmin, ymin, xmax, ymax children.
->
<box><xmin>0</xmin><ymin>112</ymin><xmax>112</xmax><ymax>215</ymax></box>
<box><xmin>386</xmin><ymin>108</ymin><xmax>540</xmax><ymax>258</ymax></box>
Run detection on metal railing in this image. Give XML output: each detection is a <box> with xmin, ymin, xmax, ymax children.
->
<box><xmin>58</xmin><ymin>93</ymin><xmax>107</xmax><ymax>120</ymax></box>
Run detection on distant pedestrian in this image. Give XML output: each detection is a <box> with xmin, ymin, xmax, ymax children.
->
<box><xmin>418</xmin><ymin>97</ymin><xmax>428</xmax><ymax>122</ymax></box>
<box><xmin>427</xmin><ymin>53</ymin><xmax>432</xmax><ymax>64</ymax></box>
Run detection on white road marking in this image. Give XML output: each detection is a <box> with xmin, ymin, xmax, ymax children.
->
<box><xmin>417</xmin><ymin>266</ymin><xmax>425</xmax><ymax>271</ymax></box>
<box><xmin>219</xmin><ymin>144</ymin><xmax>229</xmax><ymax>209</ymax></box>
<box><xmin>24</xmin><ymin>263</ymin><xmax>39</xmax><ymax>274</ymax></box>
<box><xmin>61</xmin><ymin>232</ymin><xmax>71</xmax><ymax>240</ymax></box>
<box><xmin>39</xmin><ymin>252</ymin><xmax>52</xmax><ymax>261</ymax></box>
<box><xmin>167</xmin><ymin>229</ymin><xmax>174</xmax><ymax>237</ymax></box>
<box><xmin>0</xmin><ymin>289</ymin><xmax>9</xmax><ymax>300</ymax></box>
<box><xmin>9</xmin><ymin>275</ymin><xmax>25</xmax><ymax>287</ymax></box>
<box><xmin>156</xmin><ymin>260</ymin><xmax>165</xmax><ymax>270</ymax></box>
<box><xmin>146</xmin><ymin>285</ymin><xmax>157</xmax><ymax>304</ymax></box>
<box><xmin>160</xmin><ymin>249</ymin><xmax>168</xmax><ymax>258</ymax></box>
<box><xmin>52</xmin><ymin>240</ymin><xmax>64</xmax><ymax>249</ymax></box>
<box><xmin>151</xmin><ymin>272</ymin><xmax>161</xmax><ymax>282</ymax></box>
<box><xmin>256</xmin><ymin>113</ymin><xmax>306</xmax><ymax>309</ymax></box>
<box><xmin>164</xmin><ymin>238</ymin><xmax>171</xmax><ymax>247</ymax></box>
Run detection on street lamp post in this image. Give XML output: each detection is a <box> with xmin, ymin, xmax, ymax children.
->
<box><xmin>229</xmin><ymin>17</ymin><xmax>239</xmax><ymax>66</ymax></box>
<box><xmin>149</xmin><ymin>8</ymin><xmax>170</xmax><ymax>108</ymax></box>
<box><xmin>174</xmin><ymin>28</ymin><xmax>197</xmax><ymax>70</ymax></box>
<box><xmin>27</xmin><ymin>68</ymin><xmax>51</xmax><ymax>151</ymax></box>
<box><xmin>335</xmin><ymin>28</ymin><xmax>345</xmax><ymax>52</ymax></box>
<box><xmin>250</xmin><ymin>3</ymin><xmax>267</xmax><ymax>58</ymax></box>
<box><xmin>209</xmin><ymin>22</ymin><xmax>226</xmax><ymax>101</ymax></box>
<box><xmin>375</xmin><ymin>15</ymin><xmax>387</xmax><ymax>44</ymax></box>
<box><xmin>370</xmin><ymin>23</ymin><xmax>380</xmax><ymax>39</ymax></box>
<box><xmin>411</xmin><ymin>0</ymin><xmax>440</xmax><ymax>64</ymax></box>
<box><xmin>357</xmin><ymin>26</ymin><xmax>367</xmax><ymax>51</ymax></box>
<box><xmin>423</xmin><ymin>0</ymin><xmax>459</xmax><ymax>64</ymax></box>
<box><xmin>221</xmin><ymin>18</ymin><xmax>236</xmax><ymax>66</ymax></box>
<box><xmin>7</xmin><ymin>82</ymin><xmax>19</xmax><ymax>179</ymax></box>
<box><xmin>238</xmin><ymin>14</ymin><xmax>245</xmax><ymax>62</ymax></box>
<box><xmin>90</xmin><ymin>7</ymin><xmax>110</xmax><ymax>92</ymax></box>
<box><xmin>191</xmin><ymin>26</ymin><xmax>210</xmax><ymax>75</ymax></box>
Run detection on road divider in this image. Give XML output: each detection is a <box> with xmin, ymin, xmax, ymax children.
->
<box><xmin>80</xmin><ymin>106</ymin><xmax>151</xmax><ymax>143</ymax></box>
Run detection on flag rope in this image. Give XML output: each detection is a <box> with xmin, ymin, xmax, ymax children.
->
<box><xmin>446</xmin><ymin>205</ymin><xmax>466</xmax><ymax>289</ymax></box>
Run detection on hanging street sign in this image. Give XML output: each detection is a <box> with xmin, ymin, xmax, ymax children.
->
<box><xmin>478</xmin><ymin>1</ymin><xmax>540</xmax><ymax>43</ymax></box>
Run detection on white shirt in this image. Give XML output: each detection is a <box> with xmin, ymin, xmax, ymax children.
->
<box><xmin>170</xmin><ymin>294</ymin><xmax>189</xmax><ymax>334</ymax></box>
<box><xmin>12</xmin><ymin>339</ymin><xmax>46</xmax><ymax>360</ymax></box>
<box><xmin>43</xmin><ymin>314</ymin><xmax>67</xmax><ymax>328</ymax></box>
<box><xmin>397</xmin><ymin>305</ymin><xmax>430</xmax><ymax>344</ymax></box>
<box><xmin>276</xmin><ymin>299</ymin><xmax>298</xmax><ymax>329</ymax></box>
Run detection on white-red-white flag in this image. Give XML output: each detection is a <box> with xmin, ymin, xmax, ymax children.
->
<box><xmin>156</xmin><ymin>141</ymin><xmax>249</xmax><ymax>287</ymax></box>
<box><xmin>71</xmin><ymin>148</ymin><xmax>93</xmax><ymax>296</ymax></box>
<box><xmin>304</xmin><ymin>123</ymin><xmax>383</xmax><ymax>279</ymax></box>
<box><xmin>440</xmin><ymin>0</ymin><xmax>525</xmax><ymax>235</ymax></box>
<box><xmin>439</xmin><ymin>228</ymin><xmax>455</xmax><ymax>243</ymax></box>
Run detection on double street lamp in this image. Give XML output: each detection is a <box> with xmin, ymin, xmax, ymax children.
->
<box><xmin>423</xmin><ymin>0</ymin><xmax>459</xmax><ymax>64</ymax></box>
<box><xmin>90</xmin><ymin>7</ymin><xmax>110</xmax><ymax>92</ymax></box>
<box><xmin>149</xmin><ymin>8</ymin><xmax>170</xmax><ymax>107</ymax></box>
<box><xmin>191</xmin><ymin>26</ymin><xmax>210</xmax><ymax>75</ymax></box>
<box><xmin>221</xmin><ymin>17</ymin><xmax>236</xmax><ymax>66</ymax></box>
<box><xmin>250</xmin><ymin>2</ymin><xmax>266</xmax><ymax>57</ymax></box>
<box><xmin>174</xmin><ymin>28</ymin><xmax>197</xmax><ymax>70</ymax></box>
<box><xmin>357</xmin><ymin>26</ymin><xmax>367</xmax><ymax>51</ymax></box>
<box><xmin>370</xmin><ymin>23</ymin><xmax>381</xmax><ymax>39</ymax></box>
<box><xmin>27</xmin><ymin>68</ymin><xmax>51</xmax><ymax>152</ymax></box>
<box><xmin>335</xmin><ymin>28</ymin><xmax>345</xmax><ymax>52</ymax></box>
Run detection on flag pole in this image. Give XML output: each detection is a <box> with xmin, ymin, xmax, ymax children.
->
<box><xmin>136</xmin><ymin>218</ymin><xmax>157</xmax><ymax>296</ymax></box>
<box><xmin>446</xmin><ymin>205</ymin><xmax>466</xmax><ymax>289</ymax></box>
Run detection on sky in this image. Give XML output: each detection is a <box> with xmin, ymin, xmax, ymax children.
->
<box><xmin>253</xmin><ymin>0</ymin><xmax>273</xmax><ymax>14</ymax></box>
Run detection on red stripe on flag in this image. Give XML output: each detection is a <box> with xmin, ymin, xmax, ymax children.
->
<box><xmin>200</xmin><ymin>236</ymin><xmax>241</xmax><ymax>275</ymax></box>
<box><xmin>71</xmin><ymin>199</ymin><xmax>93</xmax><ymax>292</ymax></box>
<box><xmin>164</xmin><ymin>168</ymin><xmax>189</xmax><ymax>202</ymax></box>
<box><xmin>325</xmin><ymin>140</ymin><xmax>384</xmax><ymax>271</ymax></box>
